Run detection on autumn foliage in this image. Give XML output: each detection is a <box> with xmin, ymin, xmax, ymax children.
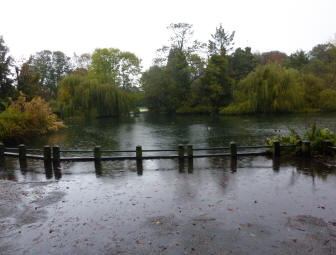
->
<box><xmin>0</xmin><ymin>95</ymin><xmax>65</xmax><ymax>143</ymax></box>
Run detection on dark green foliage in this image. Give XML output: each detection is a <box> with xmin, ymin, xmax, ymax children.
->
<box><xmin>166</xmin><ymin>48</ymin><xmax>191</xmax><ymax>101</ymax></box>
<box><xmin>306</xmin><ymin>43</ymin><xmax>336</xmax><ymax>88</ymax></box>
<box><xmin>229</xmin><ymin>47</ymin><xmax>257</xmax><ymax>81</ymax></box>
<box><xmin>31</xmin><ymin>50</ymin><xmax>72</xmax><ymax>98</ymax></box>
<box><xmin>0</xmin><ymin>36</ymin><xmax>16</xmax><ymax>105</ymax></box>
<box><xmin>199</xmin><ymin>54</ymin><xmax>233</xmax><ymax>110</ymax></box>
<box><xmin>284</xmin><ymin>50</ymin><xmax>309</xmax><ymax>70</ymax></box>
<box><xmin>141</xmin><ymin>65</ymin><xmax>177</xmax><ymax>113</ymax></box>
<box><xmin>16</xmin><ymin>58</ymin><xmax>44</xmax><ymax>100</ymax></box>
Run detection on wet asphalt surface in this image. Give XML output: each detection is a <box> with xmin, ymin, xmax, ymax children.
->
<box><xmin>1</xmin><ymin>156</ymin><xmax>336</xmax><ymax>255</ymax></box>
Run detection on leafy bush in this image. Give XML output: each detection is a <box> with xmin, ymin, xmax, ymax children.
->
<box><xmin>266</xmin><ymin>124</ymin><xmax>336</xmax><ymax>155</ymax></box>
<box><xmin>303</xmin><ymin>124</ymin><xmax>336</xmax><ymax>154</ymax></box>
<box><xmin>0</xmin><ymin>95</ymin><xmax>65</xmax><ymax>143</ymax></box>
<box><xmin>266</xmin><ymin>129</ymin><xmax>301</xmax><ymax>155</ymax></box>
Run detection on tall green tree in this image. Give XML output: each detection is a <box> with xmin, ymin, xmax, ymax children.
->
<box><xmin>31</xmin><ymin>50</ymin><xmax>72</xmax><ymax>98</ymax></box>
<box><xmin>198</xmin><ymin>54</ymin><xmax>233</xmax><ymax>111</ymax></box>
<box><xmin>284</xmin><ymin>50</ymin><xmax>309</xmax><ymax>70</ymax></box>
<box><xmin>88</xmin><ymin>48</ymin><xmax>141</xmax><ymax>90</ymax></box>
<box><xmin>191</xmin><ymin>25</ymin><xmax>235</xmax><ymax>112</ymax></box>
<box><xmin>222</xmin><ymin>64</ymin><xmax>305</xmax><ymax>114</ymax></box>
<box><xmin>15</xmin><ymin>58</ymin><xmax>43</xmax><ymax>100</ymax></box>
<box><xmin>208</xmin><ymin>24</ymin><xmax>235</xmax><ymax>56</ymax></box>
<box><xmin>229</xmin><ymin>47</ymin><xmax>257</xmax><ymax>81</ymax></box>
<box><xmin>57</xmin><ymin>73</ymin><xmax>133</xmax><ymax>118</ymax></box>
<box><xmin>307</xmin><ymin>43</ymin><xmax>336</xmax><ymax>88</ymax></box>
<box><xmin>143</xmin><ymin>23</ymin><xmax>205</xmax><ymax>113</ymax></box>
<box><xmin>0</xmin><ymin>36</ymin><xmax>15</xmax><ymax>104</ymax></box>
<box><xmin>141</xmin><ymin>65</ymin><xmax>175</xmax><ymax>112</ymax></box>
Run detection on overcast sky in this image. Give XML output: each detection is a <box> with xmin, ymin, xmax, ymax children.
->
<box><xmin>1</xmin><ymin>0</ymin><xmax>336</xmax><ymax>69</ymax></box>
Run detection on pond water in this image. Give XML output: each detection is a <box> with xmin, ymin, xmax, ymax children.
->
<box><xmin>1</xmin><ymin>113</ymin><xmax>336</xmax><ymax>254</ymax></box>
<box><xmin>28</xmin><ymin>112</ymin><xmax>336</xmax><ymax>150</ymax></box>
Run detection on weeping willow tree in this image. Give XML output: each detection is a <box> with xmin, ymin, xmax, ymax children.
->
<box><xmin>57</xmin><ymin>74</ymin><xmax>133</xmax><ymax>118</ymax></box>
<box><xmin>221</xmin><ymin>64</ymin><xmax>305</xmax><ymax>114</ymax></box>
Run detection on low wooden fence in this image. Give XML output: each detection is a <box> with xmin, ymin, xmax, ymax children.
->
<box><xmin>1</xmin><ymin>140</ymin><xmax>328</xmax><ymax>171</ymax></box>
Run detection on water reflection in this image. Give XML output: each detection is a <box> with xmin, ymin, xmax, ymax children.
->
<box><xmin>230</xmin><ymin>158</ymin><xmax>237</xmax><ymax>172</ymax></box>
<box><xmin>1</xmin><ymin>156</ymin><xmax>335</xmax><ymax>186</ymax></box>
<box><xmin>94</xmin><ymin>161</ymin><xmax>102</xmax><ymax>176</ymax></box>
<box><xmin>136</xmin><ymin>160</ymin><xmax>143</xmax><ymax>176</ymax></box>
<box><xmin>24</xmin><ymin>112</ymin><xmax>336</xmax><ymax>154</ymax></box>
<box><xmin>272</xmin><ymin>157</ymin><xmax>280</xmax><ymax>172</ymax></box>
<box><xmin>188</xmin><ymin>159</ymin><xmax>193</xmax><ymax>173</ymax></box>
<box><xmin>44</xmin><ymin>164</ymin><xmax>53</xmax><ymax>179</ymax></box>
<box><xmin>178</xmin><ymin>159</ymin><xmax>185</xmax><ymax>173</ymax></box>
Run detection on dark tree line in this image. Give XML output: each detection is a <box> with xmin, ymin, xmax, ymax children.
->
<box><xmin>1</xmin><ymin>25</ymin><xmax>336</xmax><ymax>116</ymax></box>
<box><xmin>142</xmin><ymin>24</ymin><xmax>336</xmax><ymax>114</ymax></box>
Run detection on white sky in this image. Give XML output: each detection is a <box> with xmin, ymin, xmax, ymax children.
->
<box><xmin>1</xmin><ymin>0</ymin><xmax>336</xmax><ymax>70</ymax></box>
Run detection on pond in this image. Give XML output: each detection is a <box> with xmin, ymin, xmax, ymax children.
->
<box><xmin>28</xmin><ymin>112</ymin><xmax>336</xmax><ymax>150</ymax></box>
<box><xmin>1</xmin><ymin>113</ymin><xmax>336</xmax><ymax>254</ymax></box>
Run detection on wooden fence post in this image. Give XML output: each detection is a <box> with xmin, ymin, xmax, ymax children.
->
<box><xmin>136</xmin><ymin>145</ymin><xmax>142</xmax><ymax>160</ymax></box>
<box><xmin>19</xmin><ymin>144</ymin><xmax>27</xmax><ymax>169</ymax></box>
<box><xmin>230</xmin><ymin>142</ymin><xmax>237</xmax><ymax>172</ymax></box>
<box><xmin>136</xmin><ymin>145</ymin><xmax>143</xmax><ymax>175</ymax></box>
<box><xmin>19</xmin><ymin>144</ymin><xmax>26</xmax><ymax>161</ymax></box>
<box><xmin>52</xmin><ymin>146</ymin><xmax>60</xmax><ymax>167</ymax></box>
<box><xmin>187</xmin><ymin>145</ymin><xmax>193</xmax><ymax>158</ymax></box>
<box><xmin>178</xmin><ymin>145</ymin><xmax>185</xmax><ymax>172</ymax></box>
<box><xmin>187</xmin><ymin>145</ymin><xmax>193</xmax><ymax>173</ymax></box>
<box><xmin>178</xmin><ymin>145</ymin><xmax>184</xmax><ymax>160</ymax></box>
<box><xmin>0</xmin><ymin>142</ymin><xmax>4</xmax><ymax>163</ymax></box>
<box><xmin>273</xmin><ymin>141</ymin><xmax>280</xmax><ymax>157</ymax></box>
<box><xmin>94</xmin><ymin>146</ymin><xmax>102</xmax><ymax>175</ymax></box>
<box><xmin>94</xmin><ymin>146</ymin><xmax>101</xmax><ymax>162</ymax></box>
<box><xmin>43</xmin><ymin>146</ymin><xmax>52</xmax><ymax>166</ymax></box>
<box><xmin>303</xmin><ymin>141</ymin><xmax>311</xmax><ymax>158</ymax></box>
<box><xmin>230</xmin><ymin>142</ymin><xmax>237</xmax><ymax>159</ymax></box>
<box><xmin>43</xmin><ymin>146</ymin><xmax>52</xmax><ymax>178</ymax></box>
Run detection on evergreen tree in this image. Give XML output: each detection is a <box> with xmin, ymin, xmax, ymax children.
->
<box><xmin>0</xmin><ymin>36</ymin><xmax>15</xmax><ymax>105</ymax></box>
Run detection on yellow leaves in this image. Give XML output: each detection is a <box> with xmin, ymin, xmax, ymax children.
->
<box><xmin>0</xmin><ymin>95</ymin><xmax>65</xmax><ymax>142</ymax></box>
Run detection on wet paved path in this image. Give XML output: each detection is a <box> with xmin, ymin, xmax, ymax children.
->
<box><xmin>1</xmin><ymin>157</ymin><xmax>336</xmax><ymax>254</ymax></box>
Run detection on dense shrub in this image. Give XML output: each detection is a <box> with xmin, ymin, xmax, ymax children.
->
<box><xmin>0</xmin><ymin>95</ymin><xmax>65</xmax><ymax>143</ymax></box>
<box><xmin>266</xmin><ymin>124</ymin><xmax>336</xmax><ymax>155</ymax></box>
<box><xmin>266</xmin><ymin>129</ymin><xmax>301</xmax><ymax>155</ymax></box>
<box><xmin>304</xmin><ymin>124</ymin><xmax>336</xmax><ymax>154</ymax></box>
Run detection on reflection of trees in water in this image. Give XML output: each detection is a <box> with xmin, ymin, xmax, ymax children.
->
<box><xmin>295</xmin><ymin>158</ymin><xmax>335</xmax><ymax>181</ymax></box>
<box><xmin>0</xmin><ymin>165</ymin><xmax>17</xmax><ymax>181</ymax></box>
